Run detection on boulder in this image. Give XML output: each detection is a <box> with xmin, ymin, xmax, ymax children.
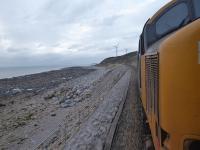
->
<box><xmin>50</xmin><ymin>113</ymin><xmax>56</xmax><ymax>117</ymax></box>
<box><xmin>12</xmin><ymin>88</ymin><xmax>22</xmax><ymax>94</ymax></box>
<box><xmin>0</xmin><ymin>103</ymin><xmax>6</xmax><ymax>107</ymax></box>
<box><xmin>60</xmin><ymin>99</ymin><xmax>75</xmax><ymax>108</ymax></box>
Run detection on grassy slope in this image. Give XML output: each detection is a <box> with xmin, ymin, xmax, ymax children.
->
<box><xmin>98</xmin><ymin>51</ymin><xmax>137</xmax><ymax>66</ymax></box>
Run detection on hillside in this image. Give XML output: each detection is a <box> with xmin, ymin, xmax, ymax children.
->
<box><xmin>99</xmin><ymin>51</ymin><xmax>137</xmax><ymax>66</ymax></box>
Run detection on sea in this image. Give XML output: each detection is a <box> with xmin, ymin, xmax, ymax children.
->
<box><xmin>0</xmin><ymin>66</ymin><xmax>66</xmax><ymax>79</ymax></box>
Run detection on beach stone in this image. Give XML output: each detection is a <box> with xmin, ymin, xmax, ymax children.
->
<box><xmin>58</xmin><ymin>98</ymin><xmax>65</xmax><ymax>104</ymax></box>
<box><xmin>44</xmin><ymin>92</ymin><xmax>55</xmax><ymax>100</ymax></box>
<box><xmin>56</xmin><ymin>91</ymin><xmax>61</xmax><ymax>95</ymax></box>
<box><xmin>68</xmin><ymin>76</ymin><xmax>73</xmax><ymax>80</ymax></box>
<box><xmin>60</xmin><ymin>99</ymin><xmax>75</xmax><ymax>108</ymax></box>
<box><xmin>52</xmin><ymin>97</ymin><xmax>60</xmax><ymax>105</ymax></box>
<box><xmin>65</xmin><ymin>99</ymin><xmax>73</xmax><ymax>104</ymax></box>
<box><xmin>76</xmin><ymin>89</ymin><xmax>82</xmax><ymax>95</ymax></box>
<box><xmin>72</xmin><ymin>94</ymin><xmax>77</xmax><ymax>98</ymax></box>
<box><xmin>72</xmin><ymin>87</ymin><xmax>77</xmax><ymax>93</ymax></box>
<box><xmin>0</xmin><ymin>103</ymin><xmax>6</xmax><ymax>107</ymax></box>
<box><xmin>6</xmin><ymin>90</ymin><xmax>10</xmax><ymax>94</ymax></box>
<box><xmin>34</xmin><ymin>123</ymin><xmax>38</xmax><ymax>127</ymax></box>
<box><xmin>51</xmin><ymin>113</ymin><xmax>56</xmax><ymax>117</ymax></box>
<box><xmin>52</xmin><ymin>101</ymin><xmax>60</xmax><ymax>105</ymax></box>
<box><xmin>60</xmin><ymin>103</ymin><xmax>72</xmax><ymax>108</ymax></box>
<box><xmin>51</xmin><ymin>80</ymin><xmax>55</xmax><ymax>83</ymax></box>
<box><xmin>66</xmin><ymin>95</ymin><xmax>71</xmax><ymax>99</ymax></box>
<box><xmin>12</xmin><ymin>88</ymin><xmax>22</xmax><ymax>94</ymax></box>
<box><xmin>74</xmin><ymin>98</ymin><xmax>82</xmax><ymax>103</ymax></box>
<box><xmin>31</xmin><ymin>115</ymin><xmax>37</xmax><ymax>119</ymax></box>
<box><xmin>52</xmin><ymin>97</ymin><xmax>58</xmax><ymax>101</ymax></box>
<box><xmin>26</xmin><ymin>89</ymin><xmax>33</xmax><ymax>92</ymax></box>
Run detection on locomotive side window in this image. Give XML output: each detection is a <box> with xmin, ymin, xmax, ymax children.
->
<box><xmin>156</xmin><ymin>3</ymin><xmax>188</xmax><ymax>36</ymax></box>
<box><xmin>193</xmin><ymin>0</ymin><xmax>200</xmax><ymax>19</ymax></box>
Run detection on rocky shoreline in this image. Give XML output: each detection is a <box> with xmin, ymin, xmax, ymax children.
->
<box><xmin>0</xmin><ymin>64</ymin><xmax>133</xmax><ymax>150</ymax></box>
<box><xmin>0</xmin><ymin>66</ymin><xmax>97</xmax><ymax>149</ymax></box>
<box><xmin>0</xmin><ymin>67</ymin><xmax>95</xmax><ymax>99</ymax></box>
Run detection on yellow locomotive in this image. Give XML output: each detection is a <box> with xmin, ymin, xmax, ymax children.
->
<box><xmin>137</xmin><ymin>0</ymin><xmax>200</xmax><ymax>149</ymax></box>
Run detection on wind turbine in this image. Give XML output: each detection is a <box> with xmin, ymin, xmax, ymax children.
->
<box><xmin>113</xmin><ymin>43</ymin><xmax>119</xmax><ymax>57</ymax></box>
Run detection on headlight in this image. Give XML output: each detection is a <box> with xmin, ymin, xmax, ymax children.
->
<box><xmin>184</xmin><ymin>140</ymin><xmax>200</xmax><ymax>150</ymax></box>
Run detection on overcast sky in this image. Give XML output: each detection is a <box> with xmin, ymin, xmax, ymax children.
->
<box><xmin>0</xmin><ymin>0</ymin><xmax>169</xmax><ymax>67</ymax></box>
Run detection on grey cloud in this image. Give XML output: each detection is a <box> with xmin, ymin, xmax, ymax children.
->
<box><xmin>68</xmin><ymin>44</ymin><xmax>81</xmax><ymax>50</ymax></box>
<box><xmin>40</xmin><ymin>0</ymin><xmax>104</xmax><ymax>24</ymax></box>
<box><xmin>95</xmin><ymin>15</ymin><xmax>122</xmax><ymax>26</ymax></box>
<box><xmin>0</xmin><ymin>0</ymin><xmax>170</xmax><ymax>67</ymax></box>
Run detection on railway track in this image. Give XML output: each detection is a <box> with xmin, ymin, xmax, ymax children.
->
<box><xmin>105</xmin><ymin>67</ymin><xmax>152</xmax><ymax>150</ymax></box>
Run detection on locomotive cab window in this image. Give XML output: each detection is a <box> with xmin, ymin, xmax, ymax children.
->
<box><xmin>145</xmin><ymin>2</ymin><xmax>190</xmax><ymax>48</ymax></box>
<box><xmin>193</xmin><ymin>0</ymin><xmax>200</xmax><ymax>19</ymax></box>
<box><xmin>139</xmin><ymin>35</ymin><xmax>145</xmax><ymax>55</ymax></box>
<box><xmin>156</xmin><ymin>3</ymin><xmax>189</xmax><ymax>36</ymax></box>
